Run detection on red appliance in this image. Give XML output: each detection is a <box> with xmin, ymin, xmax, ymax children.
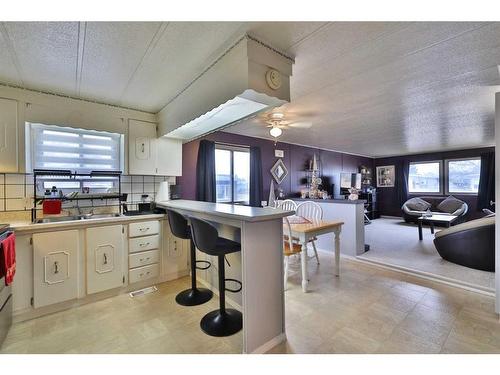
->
<box><xmin>42</xmin><ymin>199</ymin><xmax>62</xmax><ymax>215</ymax></box>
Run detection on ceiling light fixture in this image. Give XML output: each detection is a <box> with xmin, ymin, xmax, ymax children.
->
<box><xmin>269</xmin><ymin>126</ymin><xmax>282</xmax><ymax>138</ymax></box>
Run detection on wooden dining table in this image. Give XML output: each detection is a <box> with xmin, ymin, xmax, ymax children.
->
<box><xmin>285</xmin><ymin>219</ymin><xmax>344</xmax><ymax>292</ymax></box>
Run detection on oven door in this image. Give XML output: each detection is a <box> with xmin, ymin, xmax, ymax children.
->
<box><xmin>0</xmin><ymin>277</ymin><xmax>13</xmax><ymax>347</ymax></box>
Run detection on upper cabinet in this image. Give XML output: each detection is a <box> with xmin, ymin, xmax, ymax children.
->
<box><xmin>0</xmin><ymin>98</ymin><xmax>18</xmax><ymax>172</ymax></box>
<box><xmin>129</xmin><ymin>119</ymin><xmax>157</xmax><ymax>175</ymax></box>
<box><xmin>128</xmin><ymin>119</ymin><xmax>182</xmax><ymax>176</ymax></box>
<box><xmin>156</xmin><ymin>136</ymin><xmax>182</xmax><ymax>176</ymax></box>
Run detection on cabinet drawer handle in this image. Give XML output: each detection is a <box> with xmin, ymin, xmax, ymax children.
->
<box><xmin>139</xmin><ymin>227</ymin><xmax>150</xmax><ymax>232</ymax></box>
<box><xmin>54</xmin><ymin>261</ymin><xmax>59</xmax><ymax>274</ymax></box>
<box><xmin>103</xmin><ymin>253</ymin><xmax>108</xmax><ymax>265</ymax></box>
<box><xmin>139</xmin><ymin>257</ymin><xmax>151</xmax><ymax>262</ymax></box>
<box><xmin>139</xmin><ymin>242</ymin><xmax>151</xmax><ymax>247</ymax></box>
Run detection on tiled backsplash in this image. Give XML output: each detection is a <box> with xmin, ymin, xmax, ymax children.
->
<box><xmin>0</xmin><ymin>173</ymin><xmax>176</xmax><ymax>213</ymax></box>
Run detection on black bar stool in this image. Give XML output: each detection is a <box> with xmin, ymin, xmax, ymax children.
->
<box><xmin>166</xmin><ymin>209</ymin><xmax>213</xmax><ymax>306</ymax></box>
<box><xmin>189</xmin><ymin>217</ymin><xmax>243</xmax><ymax>337</ymax></box>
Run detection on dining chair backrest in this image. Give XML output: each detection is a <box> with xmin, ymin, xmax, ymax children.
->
<box><xmin>283</xmin><ymin>216</ymin><xmax>294</xmax><ymax>252</ymax></box>
<box><xmin>296</xmin><ymin>201</ymin><xmax>323</xmax><ymax>221</ymax></box>
<box><xmin>277</xmin><ymin>199</ymin><xmax>298</xmax><ymax>211</ymax></box>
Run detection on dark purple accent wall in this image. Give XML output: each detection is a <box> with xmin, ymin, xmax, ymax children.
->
<box><xmin>178</xmin><ymin>131</ymin><xmax>374</xmax><ymax>201</ymax></box>
<box><xmin>374</xmin><ymin>147</ymin><xmax>495</xmax><ymax>220</ymax></box>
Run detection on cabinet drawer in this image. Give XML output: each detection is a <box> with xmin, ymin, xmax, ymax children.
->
<box><xmin>129</xmin><ymin>249</ymin><xmax>160</xmax><ymax>269</ymax></box>
<box><xmin>129</xmin><ymin>235</ymin><xmax>159</xmax><ymax>253</ymax></box>
<box><xmin>129</xmin><ymin>220</ymin><xmax>160</xmax><ymax>238</ymax></box>
<box><xmin>129</xmin><ymin>264</ymin><xmax>159</xmax><ymax>284</ymax></box>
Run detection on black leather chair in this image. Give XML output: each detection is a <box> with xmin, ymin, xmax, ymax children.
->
<box><xmin>189</xmin><ymin>217</ymin><xmax>242</xmax><ymax>337</ymax></box>
<box><xmin>166</xmin><ymin>209</ymin><xmax>213</xmax><ymax>306</ymax></box>
<box><xmin>433</xmin><ymin>216</ymin><xmax>495</xmax><ymax>272</ymax></box>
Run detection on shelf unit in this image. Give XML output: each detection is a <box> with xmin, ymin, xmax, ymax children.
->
<box><xmin>32</xmin><ymin>169</ymin><xmax>122</xmax><ymax>222</ymax></box>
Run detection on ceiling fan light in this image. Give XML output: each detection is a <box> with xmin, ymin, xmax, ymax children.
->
<box><xmin>269</xmin><ymin>126</ymin><xmax>282</xmax><ymax>138</ymax></box>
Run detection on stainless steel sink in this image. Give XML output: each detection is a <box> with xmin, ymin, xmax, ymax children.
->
<box><xmin>35</xmin><ymin>216</ymin><xmax>85</xmax><ymax>224</ymax></box>
<box><xmin>81</xmin><ymin>213</ymin><xmax>123</xmax><ymax>220</ymax></box>
<box><xmin>35</xmin><ymin>213</ymin><xmax>123</xmax><ymax>223</ymax></box>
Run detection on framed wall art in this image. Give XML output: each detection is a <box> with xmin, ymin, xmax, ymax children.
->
<box><xmin>376</xmin><ymin>165</ymin><xmax>395</xmax><ymax>187</ymax></box>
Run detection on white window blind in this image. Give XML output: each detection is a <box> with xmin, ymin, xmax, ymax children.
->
<box><xmin>29</xmin><ymin>123</ymin><xmax>122</xmax><ymax>173</ymax></box>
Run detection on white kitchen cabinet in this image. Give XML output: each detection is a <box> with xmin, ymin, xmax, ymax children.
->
<box><xmin>33</xmin><ymin>230</ymin><xmax>79</xmax><ymax>308</ymax></box>
<box><xmin>129</xmin><ymin>220</ymin><xmax>160</xmax><ymax>238</ymax></box>
<box><xmin>0</xmin><ymin>98</ymin><xmax>18</xmax><ymax>172</ymax></box>
<box><xmin>128</xmin><ymin>119</ymin><xmax>182</xmax><ymax>176</ymax></box>
<box><xmin>156</xmin><ymin>136</ymin><xmax>182</xmax><ymax>176</ymax></box>
<box><xmin>162</xmin><ymin>221</ymin><xmax>189</xmax><ymax>278</ymax></box>
<box><xmin>128</xmin><ymin>119</ymin><xmax>157</xmax><ymax>175</ymax></box>
<box><xmin>129</xmin><ymin>264</ymin><xmax>160</xmax><ymax>284</ymax></box>
<box><xmin>129</xmin><ymin>234</ymin><xmax>160</xmax><ymax>253</ymax></box>
<box><xmin>86</xmin><ymin>225</ymin><xmax>125</xmax><ymax>294</ymax></box>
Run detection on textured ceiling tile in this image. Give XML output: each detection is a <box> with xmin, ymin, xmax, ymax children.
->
<box><xmin>0</xmin><ymin>25</ymin><xmax>22</xmax><ymax>86</ymax></box>
<box><xmin>79</xmin><ymin>21</ymin><xmax>162</xmax><ymax>106</ymax></box>
<box><xmin>4</xmin><ymin>22</ymin><xmax>79</xmax><ymax>94</ymax></box>
<box><xmin>120</xmin><ymin>21</ymin><xmax>244</xmax><ymax>112</ymax></box>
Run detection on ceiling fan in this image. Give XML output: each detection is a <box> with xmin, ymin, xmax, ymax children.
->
<box><xmin>260</xmin><ymin>111</ymin><xmax>313</xmax><ymax>139</ymax></box>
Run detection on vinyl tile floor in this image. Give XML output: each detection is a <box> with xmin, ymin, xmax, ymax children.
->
<box><xmin>1</xmin><ymin>252</ymin><xmax>499</xmax><ymax>354</ymax></box>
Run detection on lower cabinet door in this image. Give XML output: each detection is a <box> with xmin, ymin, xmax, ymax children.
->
<box><xmin>86</xmin><ymin>225</ymin><xmax>125</xmax><ymax>294</ymax></box>
<box><xmin>33</xmin><ymin>230</ymin><xmax>79</xmax><ymax>308</ymax></box>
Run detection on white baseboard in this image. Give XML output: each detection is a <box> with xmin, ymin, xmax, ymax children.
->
<box><xmin>354</xmin><ymin>256</ymin><xmax>495</xmax><ymax>296</ymax></box>
<box><xmin>249</xmin><ymin>333</ymin><xmax>286</xmax><ymax>354</ymax></box>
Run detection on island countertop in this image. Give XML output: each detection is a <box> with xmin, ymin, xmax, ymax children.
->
<box><xmin>156</xmin><ymin>199</ymin><xmax>294</xmax><ymax>222</ymax></box>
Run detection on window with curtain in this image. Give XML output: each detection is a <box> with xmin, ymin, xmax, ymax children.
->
<box><xmin>26</xmin><ymin>122</ymin><xmax>124</xmax><ymax>193</ymax></box>
<box><xmin>446</xmin><ymin>158</ymin><xmax>481</xmax><ymax>194</ymax></box>
<box><xmin>215</xmin><ymin>145</ymin><xmax>250</xmax><ymax>204</ymax></box>
<box><xmin>408</xmin><ymin>161</ymin><xmax>442</xmax><ymax>194</ymax></box>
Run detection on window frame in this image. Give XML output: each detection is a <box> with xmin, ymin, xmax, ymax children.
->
<box><xmin>408</xmin><ymin>160</ymin><xmax>444</xmax><ymax>195</ymax></box>
<box><xmin>25</xmin><ymin>122</ymin><xmax>125</xmax><ymax>195</ymax></box>
<box><xmin>215</xmin><ymin>143</ymin><xmax>250</xmax><ymax>205</ymax></box>
<box><xmin>444</xmin><ymin>157</ymin><xmax>481</xmax><ymax>196</ymax></box>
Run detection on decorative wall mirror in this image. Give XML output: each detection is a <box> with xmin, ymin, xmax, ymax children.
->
<box><xmin>270</xmin><ymin>158</ymin><xmax>288</xmax><ymax>184</ymax></box>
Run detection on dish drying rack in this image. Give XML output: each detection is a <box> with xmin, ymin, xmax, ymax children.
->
<box><xmin>31</xmin><ymin>169</ymin><xmax>123</xmax><ymax>222</ymax></box>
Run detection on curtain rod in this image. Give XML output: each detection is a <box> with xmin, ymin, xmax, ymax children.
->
<box><xmin>215</xmin><ymin>141</ymin><xmax>251</xmax><ymax>149</ymax></box>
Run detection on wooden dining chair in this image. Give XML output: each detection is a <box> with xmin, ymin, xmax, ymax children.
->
<box><xmin>283</xmin><ymin>216</ymin><xmax>302</xmax><ymax>290</ymax></box>
<box><xmin>296</xmin><ymin>201</ymin><xmax>322</xmax><ymax>265</ymax></box>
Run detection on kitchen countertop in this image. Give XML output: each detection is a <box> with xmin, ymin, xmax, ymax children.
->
<box><xmin>292</xmin><ymin>198</ymin><xmax>367</xmax><ymax>205</ymax></box>
<box><xmin>10</xmin><ymin>213</ymin><xmax>166</xmax><ymax>233</ymax></box>
<box><xmin>156</xmin><ymin>199</ymin><xmax>294</xmax><ymax>222</ymax></box>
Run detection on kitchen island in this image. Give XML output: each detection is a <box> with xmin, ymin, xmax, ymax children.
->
<box><xmin>156</xmin><ymin>199</ymin><xmax>294</xmax><ymax>354</ymax></box>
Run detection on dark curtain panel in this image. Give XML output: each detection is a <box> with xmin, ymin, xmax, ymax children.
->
<box><xmin>395</xmin><ymin>160</ymin><xmax>410</xmax><ymax>208</ymax></box>
<box><xmin>477</xmin><ymin>151</ymin><xmax>495</xmax><ymax>211</ymax></box>
<box><xmin>195</xmin><ymin>140</ymin><xmax>216</xmax><ymax>202</ymax></box>
<box><xmin>249</xmin><ymin>146</ymin><xmax>263</xmax><ymax>207</ymax></box>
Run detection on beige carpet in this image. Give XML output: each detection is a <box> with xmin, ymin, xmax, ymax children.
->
<box><xmin>359</xmin><ymin>218</ymin><xmax>495</xmax><ymax>292</ymax></box>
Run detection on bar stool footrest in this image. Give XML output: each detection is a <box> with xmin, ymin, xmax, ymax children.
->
<box><xmin>195</xmin><ymin>260</ymin><xmax>211</xmax><ymax>270</ymax></box>
<box><xmin>224</xmin><ymin>278</ymin><xmax>242</xmax><ymax>293</ymax></box>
